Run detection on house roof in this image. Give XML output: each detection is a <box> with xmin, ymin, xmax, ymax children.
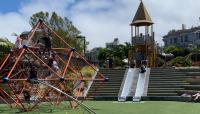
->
<box><xmin>131</xmin><ymin>0</ymin><xmax>153</xmax><ymax>26</ymax></box>
<box><xmin>163</xmin><ymin>26</ymin><xmax>200</xmax><ymax>39</ymax></box>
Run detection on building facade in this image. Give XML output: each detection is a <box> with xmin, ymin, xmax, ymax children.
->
<box><xmin>85</xmin><ymin>47</ymin><xmax>101</xmax><ymax>65</ymax></box>
<box><xmin>106</xmin><ymin>38</ymin><xmax>119</xmax><ymax>49</ymax></box>
<box><xmin>163</xmin><ymin>25</ymin><xmax>200</xmax><ymax>47</ymax></box>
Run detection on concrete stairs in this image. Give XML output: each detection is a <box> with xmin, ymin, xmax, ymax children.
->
<box><xmin>147</xmin><ymin>68</ymin><xmax>190</xmax><ymax>97</ymax></box>
<box><xmin>87</xmin><ymin>69</ymin><xmax>125</xmax><ymax>100</ymax></box>
<box><xmin>86</xmin><ymin>67</ymin><xmax>200</xmax><ymax>101</ymax></box>
<box><xmin>147</xmin><ymin>68</ymin><xmax>200</xmax><ymax>100</ymax></box>
<box><xmin>177</xmin><ymin>69</ymin><xmax>200</xmax><ymax>93</ymax></box>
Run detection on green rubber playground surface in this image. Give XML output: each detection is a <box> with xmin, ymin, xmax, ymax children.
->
<box><xmin>0</xmin><ymin>101</ymin><xmax>200</xmax><ymax>114</ymax></box>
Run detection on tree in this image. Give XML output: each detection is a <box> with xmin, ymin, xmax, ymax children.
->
<box><xmin>123</xmin><ymin>42</ymin><xmax>133</xmax><ymax>59</ymax></box>
<box><xmin>0</xmin><ymin>38</ymin><xmax>13</xmax><ymax>59</ymax></box>
<box><xmin>185</xmin><ymin>47</ymin><xmax>200</xmax><ymax>63</ymax></box>
<box><xmin>98</xmin><ymin>48</ymin><xmax>111</xmax><ymax>62</ymax></box>
<box><xmin>164</xmin><ymin>45</ymin><xmax>190</xmax><ymax>57</ymax></box>
<box><xmin>30</xmin><ymin>11</ymin><xmax>83</xmax><ymax>53</ymax></box>
<box><xmin>112</xmin><ymin>44</ymin><xmax>125</xmax><ymax>59</ymax></box>
<box><xmin>97</xmin><ymin>42</ymin><xmax>133</xmax><ymax>68</ymax></box>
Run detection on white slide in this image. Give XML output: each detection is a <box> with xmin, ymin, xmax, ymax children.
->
<box><xmin>118</xmin><ymin>68</ymin><xmax>139</xmax><ymax>101</ymax></box>
<box><xmin>133</xmin><ymin>68</ymin><xmax>150</xmax><ymax>102</ymax></box>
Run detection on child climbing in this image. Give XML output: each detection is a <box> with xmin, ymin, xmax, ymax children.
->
<box><xmin>15</xmin><ymin>35</ymin><xmax>22</xmax><ymax>49</ymax></box>
<box><xmin>41</xmin><ymin>31</ymin><xmax>52</xmax><ymax>55</ymax></box>
<box><xmin>23</xmin><ymin>90</ymin><xmax>31</xmax><ymax>103</ymax></box>
<box><xmin>27</xmin><ymin>67</ymin><xmax>38</xmax><ymax>84</ymax></box>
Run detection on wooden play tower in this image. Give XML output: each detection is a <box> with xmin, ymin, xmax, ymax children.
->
<box><xmin>130</xmin><ymin>0</ymin><xmax>156</xmax><ymax>67</ymax></box>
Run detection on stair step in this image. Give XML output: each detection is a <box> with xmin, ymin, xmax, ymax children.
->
<box><xmin>90</xmin><ymin>88</ymin><xmax>120</xmax><ymax>90</ymax></box>
<box><xmin>89</xmin><ymin>69</ymin><xmax>125</xmax><ymax>98</ymax></box>
<box><xmin>89</xmin><ymin>91</ymin><xmax>119</xmax><ymax>93</ymax></box>
<box><xmin>148</xmin><ymin>87</ymin><xmax>184</xmax><ymax>89</ymax></box>
<box><xmin>148</xmin><ymin>90</ymin><xmax>184</xmax><ymax>92</ymax></box>
<box><xmin>149</xmin><ymin>80</ymin><xmax>187</xmax><ymax>82</ymax></box>
<box><xmin>151</xmin><ymin>72</ymin><xmax>186</xmax><ymax>74</ymax></box>
<box><xmin>150</xmin><ymin>77</ymin><xmax>190</xmax><ymax>79</ymax></box>
<box><xmin>148</xmin><ymin>93</ymin><xmax>178</xmax><ymax>96</ymax></box>
<box><xmin>89</xmin><ymin>93</ymin><xmax>118</xmax><ymax>95</ymax></box>
<box><xmin>149</xmin><ymin>79</ymin><xmax>183</xmax><ymax>81</ymax></box>
<box><xmin>149</xmin><ymin>83</ymin><xmax>189</xmax><ymax>85</ymax></box>
<box><xmin>93</xmin><ymin>83</ymin><xmax>122</xmax><ymax>85</ymax></box>
<box><xmin>93</xmin><ymin>82</ymin><xmax>122</xmax><ymax>84</ymax></box>
<box><xmin>92</xmin><ymin>86</ymin><xmax>121</xmax><ymax>88</ymax></box>
<box><xmin>181</xmin><ymin>85</ymin><xmax>200</xmax><ymax>88</ymax></box>
<box><xmin>148</xmin><ymin>85</ymin><xmax>185</xmax><ymax>87</ymax></box>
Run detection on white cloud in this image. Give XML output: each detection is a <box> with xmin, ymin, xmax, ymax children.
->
<box><xmin>19</xmin><ymin>0</ymin><xmax>74</xmax><ymax>18</ymax></box>
<box><xmin>0</xmin><ymin>12</ymin><xmax>29</xmax><ymax>42</ymax></box>
<box><xmin>1</xmin><ymin>0</ymin><xmax>200</xmax><ymax>49</ymax></box>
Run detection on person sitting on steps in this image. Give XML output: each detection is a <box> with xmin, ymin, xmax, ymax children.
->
<box><xmin>192</xmin><ymin>91</ymin><xmax>200</xmax><ymax>102</ymax></box>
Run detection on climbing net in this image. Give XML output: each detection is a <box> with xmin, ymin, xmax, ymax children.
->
<box><xmin>0</xmin><ymin>20</ymin><xmax>104</xmax><ymax>113</ymax></box>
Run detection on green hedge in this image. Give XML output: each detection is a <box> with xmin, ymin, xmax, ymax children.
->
<box><xmin>168</xmin><ymin>56</ymin><xmax>192</xmax><ymax>67</ymax></box>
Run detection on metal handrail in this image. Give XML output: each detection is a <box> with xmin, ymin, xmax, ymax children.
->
<box><xmin>33</xmin><ymin>79</ymin><xmax>96</xmax><ymax>114</ymax></box>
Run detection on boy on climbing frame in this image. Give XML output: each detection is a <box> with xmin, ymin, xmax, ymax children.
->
<box><xmin>41</xmin><ymin>31</ymin><xmax>52</xmax><ymax>55</ymax></box>
<box><xmin>15</xmin><ymin>32</ymin><xmax>29</xmax><ymax>49</ymax></box>
<box><xmin>21</xmin><ymin>31</ymin><xmax>29</xmax><ymax>47</ymax></box>
<box><xmin>23</xmin><ymin>90</ymin><xmax>31</xmax><ymax>104</ymax></box>
<box><xmin>47</xmin><ymin>54</ymin><xmax>60</xmax><ymax>76</ymax></box>
<box><xmin>27</xmin><ymin>67</ymin><xmax>38</xmax><ymax>84</ymax></box>
<box><xmin>15</xmin><ymin>35</ymin><xmax>22</xmax><ymax>49</ymax></box>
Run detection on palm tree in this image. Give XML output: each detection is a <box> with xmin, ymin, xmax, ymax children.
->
<box><xmin>0</xmin><ymin>38</ymin><xmax>13</xmax><ymax>59</ymax></box>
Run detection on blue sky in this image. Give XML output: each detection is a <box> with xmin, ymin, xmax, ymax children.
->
<box><xmin>0</xmin><ymin>0</ymin><xmax>29</xmax><ymax>13</ymax></box>
<box><xmin>0</xmin><ymin>0</ymin><xmax>200</xmax><ymax>49</ymax></box>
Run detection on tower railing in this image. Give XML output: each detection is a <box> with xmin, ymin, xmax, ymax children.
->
<box><xmin>132</xmin><ymin>36</ymin><xmax>154</xmax><ymax>45</ymax></box>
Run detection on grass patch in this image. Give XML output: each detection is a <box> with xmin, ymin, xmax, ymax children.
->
<box><xmin>0</xmin><ymin>101</ymin><xmax>200</xmax><ymax>114</ymax></box>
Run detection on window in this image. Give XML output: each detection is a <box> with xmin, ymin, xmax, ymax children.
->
<box><xmin>184</xmin><ymin>35</ymin><xmax>188</xmax><ymax>42</ymax></box>
<box><xmin>170</xmin><ymin>38</ymin><xmax>173</xmax><ymax>44</ymax></box>
<box><xmin>165</xmin><ymin>41</ymin><xmax>168</xmax><ymax>45</ymax></box>
<box><xmin>181</xmin><ymin>36</ymin><xmax>184</xmax><ymax>42</ymax></box>
<box><xmin>174</xmin><ymin>38</ymin><xmax>178</xmax><ymax>43</ymax></box>
<box><xmin>196</xmin><ymin>33</ymin><xmax>199</xmax><ymax>40</ymax></box>
<box><xmin>199</xmin><ymin>33</ymin><xmax>200</xmax><ymax>39</ymax></box>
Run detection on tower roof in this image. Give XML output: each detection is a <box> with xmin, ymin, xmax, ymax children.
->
<box><xmin>131</xmin><ymin>1</ymin><xmax>153</xmax><ymax>26</ymax></box>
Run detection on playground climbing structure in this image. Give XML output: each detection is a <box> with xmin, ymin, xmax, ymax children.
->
<box><xmin>0</xmin><ymin>20</ymin><xmax>104</xmax><ymax>112</ymax></box>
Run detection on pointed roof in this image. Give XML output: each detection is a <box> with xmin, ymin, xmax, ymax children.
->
<box><xmin>131</xmin><ymin>1</ymin><xmax>153</xmax><ymax>26</ymax></box>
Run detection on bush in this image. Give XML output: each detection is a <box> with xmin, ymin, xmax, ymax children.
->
<box><xmin>80</xmin><ymin>66</ymin><xmax>96</xmax><ymax>77</ymax></box>
<box><xmin>164</xmin><ymin>45</ymin><xmax>190</xmax><ymax>57</ymax></box>
<box><xmin>168</xmin><ymin>57</ymin><xmax>192</xmax><ymax>67</ymax></box>
<box><xmin>156</xmin><ymin>57</ymin><xmax>165</xmax><ymax>67</ymax></box>
<box><xmin>113</xmin><ymin>57</ymin><xmax>126</xmax><ymax>68</ymax></box>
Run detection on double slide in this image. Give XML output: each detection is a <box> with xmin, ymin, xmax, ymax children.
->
<box><xmin>118</xmin><ymin>68</ymin><xmax>150</xmax><ymax>102</ymax></box>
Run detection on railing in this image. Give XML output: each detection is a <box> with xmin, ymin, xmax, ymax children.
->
<box><xmin>33</xmin><ymin>79</ymin><xmax>96</xmax><ymax>114</ymax></box>
<box><xmin>83</xmin><ymin>69</ymin><xmax>99</xmax><ymax>97</ymax></box>
<box><xmin>132</xmin><ymin>36</ymin><xmax>154</xmax><ymax>45</ymax></box>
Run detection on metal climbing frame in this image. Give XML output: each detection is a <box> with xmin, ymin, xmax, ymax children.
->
<box><xmin>0</xmin><ymin>20</ymin><xmax>105</xmax><ymax>112</ymax></box>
